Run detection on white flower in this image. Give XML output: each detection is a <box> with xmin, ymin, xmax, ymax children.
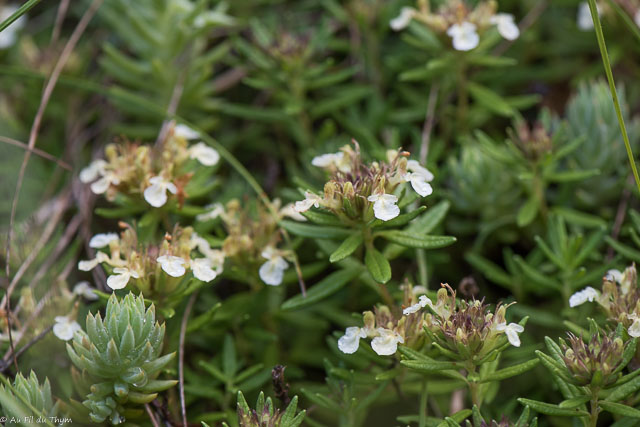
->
<box><xmin>157</xmin><ymin>255</ymin><xmax>187</xmax><ymax>277</ymax></box>
<box><xmin>208</xmin><ymin>249</ymin><xmax>226</xmax><ymax>274</ymax></box>
<box><xmin>490</xmin><ymin>13</ymin><xmax>519</xmax><ymax>41</ymax></box>
<box><xmin>53</xmin><ymin>316</ymin><xmax>81</xmax><ymax>341</ymax></box>
<box><xmin>90</xmin><ymin>170</ymin><xmax>121</xmax><ymax>194</ymax></box>
<box><xmin>89</xmin><ymin>233</ymin><xmax>119</xmax><ymax>249</ymax></box>
<box><xmin>371</xmin><ymin>328</ymin><xmax>404</xmax><ymax>356</ymax></box>
<box><xmin>78</xmin><ymin>251</ymin><xmax>110</xmax><ymax>271</ymax></box>
<box><xmin>577</xmin><ymin>2</ymin><xmax>600</xmax><ymax>31</ymax></box>
<box><xmin>338</xmin><ymin>326</ymin><xmax>368</xmax><ymax>354</ymax></box>
<box><xmin>280</xmin><ymin>203</ymin><xmax>307</xmax><ymax>221</ymax></box>
<box><xmin>189</xmin><ymin>142</ymin><xmax>220</xmax><ymax>166</ymax></box>
<box><xmin>311</xmin><ymin>152</ymin><xmax>351</xmax><ymax>173</ymax></box>
<box><xmin>144</xmin><ymin>176</ymin><xmax>178</xmax><ymax>208</ymax></box>
<box><xmin>605</xmin><ymin>269</ymin><xmax>622</xmax><ymax>283</ymax></box>
<box><xmin>390</xmin><ymin>7</ymin><xmax>415</xmax><ymax>31</ymax></box>
<box><xmin>196</xmin><ymin>203</ymin><xmax>225</xmax><ymax>222</ymax></box>
<box><xmin>190</xmin><ymin>258</ymin><xmax>218</xmax><ymax>282</ymax></box>
<box><xmin>174</xmin><ymin>124</ymin><xmax>200</xmax><ymax>140</ymax></box>
<box><xmin>403</xmin><ymin>295</ymin><xmax>432</xmax><ymax>315</ymax></box>
<box><xmin>407</xmin><ymin>160</ymin><xmax>434</xmax><ymax>181</ymax></box>
<box><xmin>367</xmin><ymin>193</ymin><xmax>400</xmax><ymax>221</ymax></box>
<box><xmin>107</xmin><ymin>267</ymin><xmax>140</xmax><ymax>290</ymax></box>
<box><xmin>259</xmin><ymin>247</ymin><xmax>289</xmax><ymax>286</ymax></box>
<box><xmin>628</xmin><ymin>314</ymin><xmax>640</xmax><ymax>337</ymax></box>
<box><xmin>404</xmin><ymin>172</ymin><xmax>434</xmax><ymax>197</ymax></box>
<box><xmin>447</xmin><ymin>21</ymin><xmax>479</xmax><ymax>51</ymax></box>
<box><xmin>79</xmin><ymin>159</ymin><xmax>107</xmax><ymax>183</ymax></box>
<box><xmin>495</xmin><ymin>322</ymin><xmax>524</xmax><ymax>347</ymax></box>
<box><xmin>569</xmin><ymin>287</ymin><xmax>599</xmax><ymax>307</ymax></box>
<box><xmin>0</xmin><ymin>4</ymin><xmax>26</xmax><ymax>49</ymax></box>
<box><xmin>294</xmin><ymin>191</ymin><xmax>322</xmax><ymax>213</ymax></box>
<box><xmin>73</xmin><ymin>281</ymin><xmax>98</xmax><ymax>301</ymax></box>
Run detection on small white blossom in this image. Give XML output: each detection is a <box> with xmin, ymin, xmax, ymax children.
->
<box><xmin>157</xmin><ymin>255</ymin><xmax>187</xmax><ymax>277</ymax></box>
<box><xmin>606</xmin><ymin>269</ymin><xmax>622</xmax><ymax>283</ymax></box>
<box><xmin>338</xmin><ymin>326</ymin><xmax>368</xmax><ymax>354</ymax></box>
<box><xmin>407</xmin><ymin>160</ymin><xmax>434</xmax><ymax>181</ymax></box>
<box><xmin>174</xmin><ymin>124</ymin><xmax>200</xmax><ymax>140</ymax></box>
<box><xmin>144</xmin><ymin>176</ymin><xmax>178</xmax><ymax>208</ymax></box>
<box><xmin>78</xmin><ymin>251</ymin><xmax>110</xmax><ymax>271</ymax></box>
<box><xmin>280</xmin><ymin>203</ymin><xmax>307</xmax><ymax>221</ymax></box>
<box><xmin>196</xmin><ymin>203</ymin><xmax>225</xmax><ymax>222</ymax></box>
<box><xmin>89</xmin><ymin>233</ymin><xmax>119</xmax><ymax>249</ymax></box>
<box><xmin>495</xmin><ymin>322</ymin><xmax>524</xmax><ymax>347</ymax></box>
<box><xmin>189</xmin><ymin>142</ymin><xmax>220</xmax><ymax>166</ymax></box>
<box><xmin>490</xmin><ymin>13</ymin><xmax>520</xmax><ymax>41</ymax></box>
<box><xmin>403</xmin><ymin>295</ymin><xmax>432</xmax><ymax>315</ymax></box>
<box><xmin>404</xmin><ymin>172</ymin><xmax>434</xmax><ymax>197</ymax></box>
<box><xmin>107</xmin><ymin>267</ymin><xmax>140</xmax><ymax>290</ymax></box>
<box><xmin>371</xmin><ymin>328</ymin><xmax>404</xmax><ymax>356</ymax></box>
<box><xmin>0</xmin><ymin>4</ymin><xmax>26</xmax><ymax>49</ymax></box>
<box><xmin>80</xmin><ymin>160</ymin><xmax>120</xmax><ymax>195</ymax></box>
<box><xmin>294</xmin><ymin>191</ymin><xmax>322</xmax><ymax>213</ymax></box>
<box><xmin>90</xmin><ymin>170</ymin><xmax>121</xmax><ymax>195</ymax></box>
<box><xmin>53</xmin><ymin>316</ymin><xmax>81</xmax><ymax>341</ymax></box>
<box><xmin>367</xmin><ymin>193</ymin><xmax>400</xmax><ymax>221</ymax></box>
<box><xmin>447</xmin><ymin>21</ymin><xmax>479</xmax><ymax>51</ymax></box>
<box><xmin>577</xmin><ymin>2</ymin><xmax>600</xmax><ymax>31</ymax></box>
<box><xmin>259</xmin><ymin>247</ymin><xmax>289</xmax><ymax>286</ymax></box>
<box><xmin>311</xmin><ymin>152</ymin><xmax>351</xmax><ymax>173</ymax></box>
<box><xmin>79</xmin><ymin>159</ymin><xmax>107</xmax><ymax>183</ymax></box>
<box><xmin>190</xmin><ymin>258</ymin><xmax>218</xmax><ymax>282</ymax></box>
<box><xmin>569</xmin><ymin>287</ymin><xmax>599</xmax><ymax>308</ymax></box>
<box><xmin>73</xmin><ymin>281</ymin><xmax>98</xmax><ymax>301</ymax></box>
<box><xmin>628</xmin><ymin>314</ymin><xmax>640</xmax><ymax>337</ymax></box>
<box><xmin>390</xmin><ymin>7</ymin><xmax>415</xmax><ymax>31</ymax></box>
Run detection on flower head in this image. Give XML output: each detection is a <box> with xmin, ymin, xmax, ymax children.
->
<box><xmin>338</xmin><ymin>326</ymin><xmax>368</xmax><ymax>354</ymax></box>
<box><xmin>368</xmin><ymin>193</ymin><xmax>400</xmax><ymax>221</ymax></box>
<box><xmin>390</xmin><ymin>7</ymin><xmax>416</xmax><ymax>31</ymax></box>
<box><xmin>106</xmin><ymin>267</ymin><xmax>140</xmax><ymax>290</ymax></box>
<box><xmin>495</xmin><ymin>322</ymin><xmax>524</xmax><ymax>347</ymax></box>
<box><xmin>569</xmin><ymin>287</ymin><xmax>599</xmax><ymax>308</ymax></box>
<box><xmin>89</xmin><ymin>233</ymin><xmax>119</xmax><ymax>249</ymax></box>
<box><xmin>371</xmin><ymin>328</ymin><xmax>405</xmax><ymax>355</ymax></box>
<box><xmin>53</xmin><ymin>316</ymin><xmax>81</xmax><ymax>341</ymax></box>
<box><xmin>490</xmin><ymin>13</ymin><xmax>519</xmax><ymax>41</ymax></box>
<box><xmin>259</xmin><ymin>247</ymin><xmax>289</xmax><ymax>286</ymax></box>
<box><xmin>174</xmin><ymin>124</ymin><xmax>200</xmax><ymax>140</ymax></box>
<box><xmin>157</xmin><ymin>255</ymin><xmax>187</xmax><ymax>277</ymax></box>
<box><xmin>189</xmin><ymin>142</ymin><xmax>220</xmax><ymax>166</ymax></box>
<box><xmin>294</xmin><ymin>191</ymin><xmax>322</xmax><ymax>213</ymax></box>
<box><xmin>447</xmin><ymin>21</ymin><xmax>479</xmax><ymax>51</ymax></box>
<box><xmin>144</xmin><ymin>176</ymin><xmax>178</xmax><ymax>207</ymax></box>
<box><xmin>190</xmin><ymin>258</ymin><xmax>218</xmax><ymax>282</ymax></box>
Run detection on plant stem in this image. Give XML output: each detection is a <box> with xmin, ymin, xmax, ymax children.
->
<box><xmin>589</xmin><ymin>394</ymin><xmax>599</xmax><ymax>427</ymax></box>
<box><xmin>419</xmin><ymin>379</ymin><xmax>428</xmax><ymax>427</ymax></box>
<box><xmin>587</xmin><ymin>0</ymin><xmax>640</xmax><ymax>196</ymax></box>
<box><xmin>466</xmin><ymin>363</ymin><xmax>481</xmax><ymax>408</ymax></box>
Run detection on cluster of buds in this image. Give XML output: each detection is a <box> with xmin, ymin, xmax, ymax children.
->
<box><xmin>295</xmin><ymin>143</ymin><xmax>433</xmax><ymax>223</ymax></box>
<box><xmin>337</xmin><ymin>284</ymin><xmax>429</xmax><ymax>356</ymax></box>
<box><xmin>199</xmin><ymin>199</ymin><xmax>294</xmax><ymax>287</ymax></box>
<box><xmin>405</xmin><ymin>285</ymin><xmax>524</xmax><ymax>360</ymax></box>
<box><xmin>560</xmin><ymin>330</ymin><xmax>626</xmax><ymax>387</ymax></box>
<box><xmin>508</xmin><ymin>120</ymin><xmax>553</xmax><ymax>161</ymax></box>
<box><xmin>570</xmin><ymin>265</ymin><xmax>640</xmax><ymax>338</ymax></box>
<box><xmin>79</xmin><ymin>123</ymin><xmax>220</xmax><ymax>208</ymax></box>
<box><xmin>78</xmin><ymin>224</ymin><xmax>224</xmax><ymax>296</ymax></box>
<box><xmin>235</xmin><ymin>391</ymin><xmax>305</xmax><ymax>427</ymax></box>
<box><xmin>390</xmin><ymin>0</ymin><xmax>520</xmax><ymax>51</ymax></box>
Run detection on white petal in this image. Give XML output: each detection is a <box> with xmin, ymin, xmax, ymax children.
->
<box><xmin>407</xmin><ymin>160</ymin><xmax>434</xmax><ymax>181</ymax></box>
<box><xmin>90</xmin><ymin>176</ymin><xmax>111</xmax><ymax>194</ymax></box>
<box><xmin>605</xmin><ymin>269</ymin><xmax>622</xmax><ymax>283</ymax></box>
<box><xmin>629</xmin><ymin>318</ymin><xmax>640</xmax><ymax>338</ymax></box>
<box><xmin>53</xmin><ymin>317</ymin><xmax>81</xmax><ymax>341</ymax></box>
<box><xmin>174</xmin><ymin>124</ymin><xmax>200</xmax><ymax>140</ymax></box>
<box><xmin>196</xmin><ymin>203</ymin><xmax>224</xmax><ymax>222</ymax></box>
<box><xmin>157</xmin><ymin>255</ymin><xmax>187</xmax><ymax>277</ymax></box>
<box><xmin>569</xmin><ymin>287</ymin><xmax>599</xmax><ymax>307</ymax></box>
<box><xmin>78</xmin><ymin>258</ymin><xmax>99</xmax><ymax>271</ymax></box>
<box><xmin>338</xmin><ymin>327</ymin><xmax>366</xmax><ymax>354</ymax></box>
<box><xmin>259</xmin><ymin>258</ymin><xmax>287</xmax><ymax>286</ymax></box>
<box><xmin>107</xmin><ymin>269</ymin><xmax>131</xmax><ymax>290</ymax></box>
<box><xmin>505</xmin><ymin>328</ymin><xmax>521</xmax><ymax>347</ymax></box>
<box><xmin>312</xmin><ymin>152</ymin><xmax>342</xmax><ymax>168</ymax></box>
<box><xmin>79</xmin><ymin>160</ymin><xmax>106</xmax><ymax>183</ymax></box>
<box><xmin>447</xmin><ymin>22</ymin><xmax>479</xmax><ymax>51</ymax></box>
<box><xmin>491</xmin><ymin>14</ymin><xmax>520</xmax><ymax>41</ymax></box>
<box><xmin>89</xmin><ymin>233</ymin><xmax>119</xmax><ymax>248</ymax></box>
<box><xmin>371</xmin><ymin>328</ymin><xmax>403</xmax><ymax>356</ymax></box>
<box><xmin>390</xmin><ymin>7</ymin><xmax>415</xmax><ymax>31</ymax></box>
<box><xmin>407</xmin><ymin>173</ymin><xmax>434</xmax><ymax>197</ymax></box>
<box><xmin>73</xmin><ymin>281</ymin><xmax>98</xmax><ymax>300</ymax></box>
<box><xmin>280</xmin><ymin>204</ymin><xmax>307</xmax><ymax>221</ymax></box>
<box><xmin>190</xmin><ymin>258</ymin><xmax>217</xmax><ymax>282</ymax></box>
<box><xmin>189</xmin><ymin>142</ymin><xmax>220</xmax><ymax>166</ymax></box>
<box><xmin>144</xmin><ymin>183</ymin><xmax>168</xmax><ymax>207</ymax></box>
<box><xmin>371</xmin><ymin>194</ymin><xmax>400</xmax><ymax>221</ymax></box>
<box><xmin>403</xmin><ymin>301</ymin><xmax>423</xmax><ymax>315</ymax></box>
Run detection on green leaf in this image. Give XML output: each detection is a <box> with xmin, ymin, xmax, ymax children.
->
<box><xmin>479</xmin><ymin>359</ymin><xmax>540</xmax><ymax>383</ymax></box>
<box><xmin>465</xmin><ymin>252</ymin><xmax>513</xmax><ymax>289</ymax></box>
<box><xmin>301</xmin><ymin>210</ymin><xmax>343</xmax><ymax>226</ymax></box>
<box><xmin>365</xmin><ymin>246</ymin><xmax>391</xmax><ymax>284</ymax></box>
<box><xmin>607</xmin><ymin>374</ymin><xmax>640</xmax><ymax>402</ymax></box>
<box><xmin>604</xmin><ymin>236</ymin><xmax>640</xmax><ymax>263</ymax></box>
<box><xmin>558</xmin><ymin>395</ymin><xmax>591</xmax><ymax>408</ymax></box>
<box><xmin>517</xmin><ymin>398</ymin><xmax>589</xmax><ymax>417</ymax></box>
<box><xmin>281</xmin><ymin>267</ymin><xmax>362</xmax><ymax>310</ymax></box>
<box><xmin>376</xmin><ymin>231</ymin><xmax>456</xmax><ymax>249</ymax></box>
<box><xmin>400</xmin><ymin>359</ymin><xmax>462</xmax><ymax>372</ymax></box>
<box><xmin>468</xmin><ymin>82</ymin><xmax>515</xmax><ymax>117</ymax></box>
<box><xmin>545</xmin><ymin>169</ymin><xmax>601</xmax><ymax>182</ymax></box>
<box><xmin>516</xmin><ymin>196</ymin><xmax>538</xmax><ymax>227</ymax></box>
<box><xmin>329</xmin><ymin>233</ymin><xmax>364</xmax><ymax>263</ymax></box>
<box><xmin>599</xmin><ymin>401</ymin><xmax>640</xmax><ymax>418</ymax></box>
<box><xmin>372</xmin><ymin>206</ymin><xmax>427</xmax><ymax>228</ymax></box>
<box><xmin>280</xmin><ymin>220</ymin><xmax>351</xmax><ymax>239</ymax></box>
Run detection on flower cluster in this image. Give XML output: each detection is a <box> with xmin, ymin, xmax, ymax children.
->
<box><xmin>338</xmin><ymin>284</ymin><xmax>428</xmax><ymax>356</ymax></box>
<box><xmin>406</xmin><ymin>285</ymin><xmax>524</xmax><ymax>359</ymax></box>
<box><xmin>78</xmin><ymin>224</ymin><xmax>224</xmax><ymax>295</ymax></box>
<box><xmin>202</xmin><ymin>199</ymin><xmax>293</xmax><ymax>287</ymax></box>
<box><xmin>570</xmin><ymin>265</ymin><xmax>640</xmax><ymax>338</ymax></box>
<box><xmin>560</xmin><ymin>330</ymin><xmax>626</xmax><ymax>387</ymax></box>
<box><xmin>390</xmin><ymin>0</ymin><xmax>520</xmax><ymax>51</ymax></box>
<box><xmin>295</xmin><ymin>144</ymin><xmax>433</xmax><ymax>223</ymax></box>
<box><xmin>79</xmin><ymin>123</ymin><xmax>220</xmax><ymax>208</ymax></box>
<box><xmin>508</xmin><ymin>120</ymin><xmax>553</xmax><ymax>161</ymax></box>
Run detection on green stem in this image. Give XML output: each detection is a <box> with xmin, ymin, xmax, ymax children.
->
<box><xmin>466</xmin><ymin>363</ymin><xmax>481</xmax><ymax>408</ymax></box>
<box><xmin>0</xmin><ymin>0</ymin><xmax>41</xmax><ymax>33</ymax></box>
<box><xmin>456</xmin><ymin>56</ymin><xmax>468</xmax><ymax>134</ymax></box>
<box><xmin>588</xmin><ymin>394</ymin><xmax>599</xmax><ymax>427</ymax></box>
<box><xmin>587</xmin><ymin>0</ymin><xmax>640</xmax><ymax>196</ymax></box>
<box><xmin>419</xmin><ymin>378</ymin><xmax>428</xmax><ymax>427</ymax></box>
